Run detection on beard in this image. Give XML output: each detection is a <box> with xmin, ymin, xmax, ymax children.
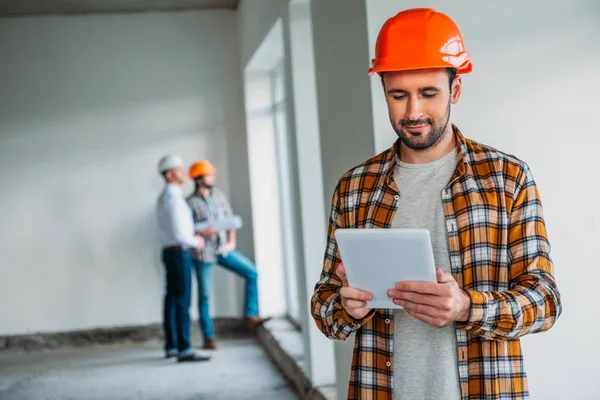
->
<box><xmin>391</xmin><ymin>101</ymin><xmax>451</xmax><ymax>150</ymax></box>
<box><xmin>194</xmin><ymin>179</ymin><xmax>213</xmax><ymax>191</ymax></box>
<box><xmin>201</xmin><ymin>179</ymin><xmax>214</xmax><ymax>190</ymax></box>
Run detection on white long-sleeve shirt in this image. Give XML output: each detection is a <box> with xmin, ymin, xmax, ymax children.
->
<box><xmin>156</xmin><ymin>184</ymin><xmax>200</xmax><ymax>249</ymax></box>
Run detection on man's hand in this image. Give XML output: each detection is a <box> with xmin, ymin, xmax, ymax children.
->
<box><xmin>220</xmin><ymin>241</ymin><xmax>236</xmax><ymax>257</ymax></box>
<box><xmin>336</xmin><ymin>264</ymin><xmax>373</xmax><ymax>320</ymax></box>
<box><xmin>195</xmin><ymin>235</ymin><xmax>205</xmax><ymax>251</ymax></box>
<box><xmin>387</xmin><ymin>268</ymin><xmax>471</xmax><ymax>328</ymax></box>
<box><xmin>199</xmin><ymin>228</ymin><xmax>217</xmax><ymax>237</ymax></box>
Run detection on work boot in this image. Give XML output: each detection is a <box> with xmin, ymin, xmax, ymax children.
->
<box><xmin>203</xmin><ymin>339</ymin><xmax>217</xmax><ymax>350</ymax></box>
<box><xmin>243</xmin><ymin>316</ymin><xmax>272</xmax><ymax>329</ymax></box>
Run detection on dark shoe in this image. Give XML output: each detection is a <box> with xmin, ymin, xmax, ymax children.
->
<box><xmin>243</xmin><ymin>316</ymin><xmax>272</xmax><ymax>329</ymax></box>
<box><xmin>177</xmin><ymin>353</ymin><xmax>211</xmax><ymax>363</ymax></box>
<box><xmin>203</xmin><ymin>339</ymin><xmax>217</xmax><ymax>350</ymax></box>
<box><xmin>165</xmin><ymin>349</ymin><xmax>178</xmax><ymax>359</ymax></box>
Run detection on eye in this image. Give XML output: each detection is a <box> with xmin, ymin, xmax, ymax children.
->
<box><xmin>422</xmin><ymin>92</ymin><xmax>437</xmax><ymax>98</ymax></box>
<box><xmin>391</xmin><ymin>95</ymin><xmax>406</xmax><ymax>100</ymax></box>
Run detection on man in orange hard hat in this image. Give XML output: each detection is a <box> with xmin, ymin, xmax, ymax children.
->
<box><xmin>311</xmin><ymin>8</ymin><xmax>561</xmax><ymax>399</ymax></box>
<box><xmin>186</xmin><ymin>160</ymin><xmax>270</xmax><ymax>351</ymax></box>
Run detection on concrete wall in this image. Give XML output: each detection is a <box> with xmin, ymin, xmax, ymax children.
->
<box><xmin>311</xmin><ymin>0</ymin><xmax>375</xmax><ymax>204</ymax></box>
<box><xmin>366</xmin><ymin>1</ymin><xmax>600</xmax><ymax>398</ymax></box>
<box><xmin>309</xmin><ymin>1</ymin><xmax>376</xmax><ymax>395</ymax></box>
<box><xmin>0</xmin><ymin>10</ymin><xmax>247</xmax><ymax>335</ymax></box>
<box><xmin>238</xmin><ymin>0</ymin><xmax>288</xmax><ymax>67</ymax></box>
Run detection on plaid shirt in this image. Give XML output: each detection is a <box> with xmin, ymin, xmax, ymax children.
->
<box><xmin>186</xmin><ymin>188</ymin><xmax>232</xmax><ymax>263</ymax></box>
<box><xmin>311</xmin><ymin>126</ymin><xmax>562</xmax><ymax>400</ymax></box>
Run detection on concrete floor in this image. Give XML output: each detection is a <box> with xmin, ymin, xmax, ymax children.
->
<box><xmin>0</xmin><ymin>337</ymin><xmax>298</xmax><ymax>400</ymax></box>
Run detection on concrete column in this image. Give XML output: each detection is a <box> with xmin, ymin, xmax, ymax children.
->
<box><xmin>309</xmin><ymin>1</ymin><xmax>374</xmax><ymax>398</ymax></box>
<box><xmin>281</xmin><ymin>0</ymin><xmax>336</xmax><ymax>387</ymax></box>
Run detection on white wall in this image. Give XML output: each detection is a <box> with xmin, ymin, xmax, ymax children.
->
<box><xmin>367</xmin><ymin>1</ymin><xmax>600</xmax><ymax>398</ymax></box>
<box><xmin>0</xmin><ymin>10</ymin><xmax>248</xmax><ymax>335</ymax></box>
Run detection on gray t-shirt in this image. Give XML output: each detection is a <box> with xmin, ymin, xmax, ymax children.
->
<box><xmin>392</xmin><ymin>148</ymin><xmax>461</xmax><ymax>399</ymax></box>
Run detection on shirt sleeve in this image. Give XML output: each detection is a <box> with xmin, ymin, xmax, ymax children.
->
<box><xmin>167</xmin><ymin>195</ymin><xmax>200</xmax><ymax>248</ymax></box>
<box><xmin>310</xmin><ymin>179</ymin><xmax>376</xmax><ymax>340</ymax></box>
<box><xmin>457</xmin><ymin>164</ymin><xmax>562</xmax><ymax>340</ymax></box>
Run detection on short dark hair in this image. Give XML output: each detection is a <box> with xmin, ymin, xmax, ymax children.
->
<box><xmin>381</xmin><ymin>67</ymin><xmax>457</xmax><ymax>91</ymax></box>
<box><xmin>446</xmin><ymin>68</ymin><xmax>457</xmax><ymax>89</ymax></box>
<box><xmin>194</xmin><ymin>177</ymin><xmax>203</xmax><ymax>193</ymax></box>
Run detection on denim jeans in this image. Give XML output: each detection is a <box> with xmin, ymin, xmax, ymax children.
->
<box><xmin>162</xmin><ymin>248</ymin><xmax>194</xmax><ymax>355</ymax></box>
<box><xmin>193</xmin><ymin>250</ymin><xmax>259</xmax><ymax>340</ymax></box>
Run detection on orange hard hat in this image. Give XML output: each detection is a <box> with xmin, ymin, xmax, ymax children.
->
<box><xmin>189</xmin><ymin>160</ymin><xmax>217</xmax><ymax>179</ymax></box>
<box><xmin>369</xmin><ymin>8</ymin><xmax>472</xmax><ymax>76</ymax></box>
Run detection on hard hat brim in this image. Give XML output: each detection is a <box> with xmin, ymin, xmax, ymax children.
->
<box><xmin>369</xmin><ymin>53</ymin><xmax>472</xmax><ymax>76</ymax></box>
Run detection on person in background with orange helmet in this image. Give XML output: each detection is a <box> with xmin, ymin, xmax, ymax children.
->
<box><xmin>311</xmin><ymin>8</ymin><xmax>561</xmax><ymax>400</ymax></box>
<box><xmin>187</xmin><ymin>160</ymin><xmax>271</xmax><ymax>351</ymax></box>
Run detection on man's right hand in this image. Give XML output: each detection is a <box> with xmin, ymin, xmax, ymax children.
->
<box><xmin>199</xmin><ymin>228</ymin><xmax>217</xmax><ymax>237</ymax></box>
<box><xmin>336</xmin><ymin>263</ymin><xmax>373</xmax><ymax>320</ymax></box>
<box><xmin>196</xmin><ymin>235</ymin><xmax>205</xmax><ymax>251</ymax></box>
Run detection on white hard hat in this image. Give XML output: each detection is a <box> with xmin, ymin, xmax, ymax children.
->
<box><xmin>157</xmin><ymin>155</ymin><xmax>184</xmax><ymax>174</ymax></box>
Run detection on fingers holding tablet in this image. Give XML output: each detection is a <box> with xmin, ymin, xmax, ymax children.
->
<box><xmin>336</xmin><ymin>263</ymin><xmax>373</xmax><ymax>320</ymax></box>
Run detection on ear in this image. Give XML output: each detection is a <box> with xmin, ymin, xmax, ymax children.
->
<box><xmin>451</xmin><ymin>75</ymin><xmax>462</xmax><ymax>104</ymax></box>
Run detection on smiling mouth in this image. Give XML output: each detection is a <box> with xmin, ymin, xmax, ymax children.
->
<box><xmin>405</xmin><ymin>124</ymin><xmax>429</xmax><ymax>134</ymax></box>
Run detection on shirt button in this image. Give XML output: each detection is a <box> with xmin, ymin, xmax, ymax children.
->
<box><xmin>386</xmin><ymin>361</ymin><xmax>391</xmax><ymax>367</ymax></box>
<box><xmin>385</xmin><ymin>319</ymin><xmax>391</xmax><ymax>324</ymax></box>
<box><xmin>394</xmin><ymin>195</ymin><xmax>400</xmax><ymax>200</ymax></box>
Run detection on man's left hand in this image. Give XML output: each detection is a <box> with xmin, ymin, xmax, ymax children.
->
<box><xmin>387</xmin><ymin>268</ymin><xmax>471</xmax><ymax>328</ymax></box>
<box><xmin>220</xmin><ymin>241</ymin><xmax>236</xmax><ymax>256</ymax></box>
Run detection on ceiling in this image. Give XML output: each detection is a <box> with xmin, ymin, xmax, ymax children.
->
<box><xmin>0</xmin><ymin>0</ymin><xmax>240</xmax><ymax>17</ymax></box>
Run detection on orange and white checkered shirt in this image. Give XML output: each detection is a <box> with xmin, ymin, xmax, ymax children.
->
<box><xmin>311</xmin><ymin>126</ymin><xmax>562</xmax><ymax>399</ymax></box>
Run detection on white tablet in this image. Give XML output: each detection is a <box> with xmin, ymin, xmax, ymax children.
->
<box><xmin>335</xmin><ymin>228</ymin><xmax>437</xmax><ymax>309</ymax></box>
<box><xmin>195</xmin><ymin>215</ymin><xmax>243</xmax><ymax>232</ymax></box>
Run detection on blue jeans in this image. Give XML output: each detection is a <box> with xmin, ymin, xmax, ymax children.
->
<box><xmin>162</xmin><ymin>249</ymin><xmax>194</xmax><ymax>355</ymax></box>
<box><xmin>193</xmin><ymin>250</ymin><xmax>259</xmax><ymax>340</ymax></box>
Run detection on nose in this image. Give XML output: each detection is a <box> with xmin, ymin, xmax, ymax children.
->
<box><xmin>406</xmin><ymin>97</ymin><xmax>424</xmax><ymax>122</ymax></box>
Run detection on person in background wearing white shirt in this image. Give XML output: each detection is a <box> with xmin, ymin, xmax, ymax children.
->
<box><xmin>156</xmin><ymin>155</ymin><xmax>211</xmax><ymax>363</ymax></box>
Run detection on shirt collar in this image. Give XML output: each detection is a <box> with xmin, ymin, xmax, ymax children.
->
<box><xmin>165</xmin><ymin>183</ymin><xmax>183</xmax><ymax>194</ymax></box>
<box><xmin>384</xmin><ymin>124</ymin><xmax>472</xmax><ymax>187</ymax></box>
<box><xmin>192</xmin><ymin>189</ymin><xmax>213</xmax><ymax>201</ymax></box>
